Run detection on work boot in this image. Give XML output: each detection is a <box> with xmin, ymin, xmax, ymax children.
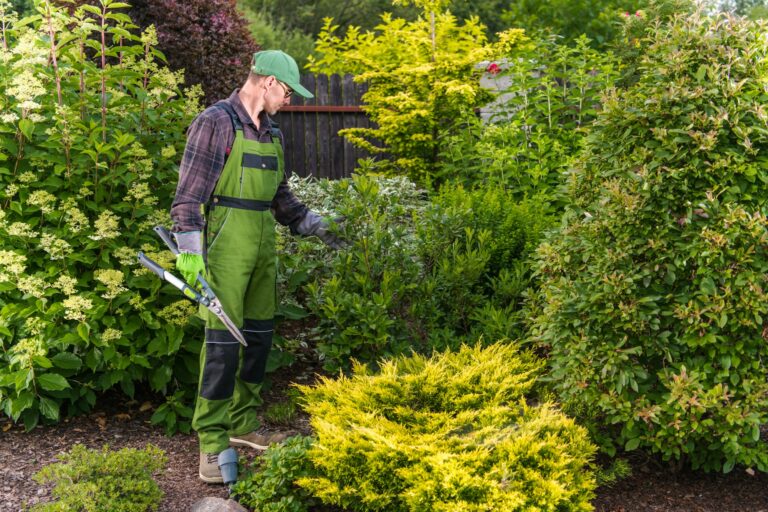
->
<box><xmin>229</xmin><ymin>428</ymin><xmax>296</xmax><ymax>450</ymax></box>
<box><xmin>199</xmin><ymin>452</ymin><xmax>223</xmax><ymax>484</ymax></box>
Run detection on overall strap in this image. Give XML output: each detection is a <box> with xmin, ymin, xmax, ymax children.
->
<box><xmin>266</xmin><ymin>116</ymin><xmax>282</xmax><ymax>144</ymax></box>
<box><xmin>212</xmin><ymin>101</ymin><xmax>243</xmax><ymax>132</ymax></box>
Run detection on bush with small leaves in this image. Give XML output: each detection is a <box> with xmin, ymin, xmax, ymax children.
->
<box><xmin>529</xmin><ymin>8</ymin><xmax>768</xmax><ymax>471</ymax></box>
<box><xmin>32</xmin><ymin>444</ymin><xmax>167</xmax><ymax>512</ymax></box>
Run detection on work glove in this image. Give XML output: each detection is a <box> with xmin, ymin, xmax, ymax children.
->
<box><xmin>172</xmin><ymin>231</ymin><xmax>205</xmax><ymax>286</ymax></box>
<box><xmin>293</xmin><ymin>211</ymin><xmax>346</xmax><ymax>250</ymax></box>
<box><xmin>175</xmin><ymin>252</ymin><xmax>206</xmax><ymax>287</ymax></box>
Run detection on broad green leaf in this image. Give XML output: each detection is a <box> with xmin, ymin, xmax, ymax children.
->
<box><xmin>699</xmin><ymin>277</ymin><xmax>716</xmax><ymax>296</ymax></box>
<box><xmin>51</xmin><ymin>352</ymin><xmax>83</xmax><ymax>370</ymax></box>
<box><xmin>38</xmin><ymin>373</ymin><xmax>71</xmax><ymax>391</ymax></box>
<box><xmin>39</xmin><ymin>396</ymin><xmax>60</xmax><ymax>421</ymax></box>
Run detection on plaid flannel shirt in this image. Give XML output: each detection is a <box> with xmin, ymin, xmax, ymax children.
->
<box><xmin>170</xmin><ymin>90</ymin><xmax>308</xmax><ymax>233</ymax></box>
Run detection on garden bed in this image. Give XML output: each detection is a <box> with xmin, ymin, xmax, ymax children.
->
<box><xmin>1</xmin><ymin>370</ymin><xmax>767</xmax><ymax>512</ymax></box>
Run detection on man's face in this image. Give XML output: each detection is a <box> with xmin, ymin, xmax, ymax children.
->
<box><xmin>265</xmin><ymin>77</ymin><xmax>293</xmax><ymax>115</ymax></box>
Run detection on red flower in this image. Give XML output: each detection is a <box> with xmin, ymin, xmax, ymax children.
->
<box><xmin>487</xmin><ymin>62</ymin><xmax>501</xmax><ymax>75</ymax></box>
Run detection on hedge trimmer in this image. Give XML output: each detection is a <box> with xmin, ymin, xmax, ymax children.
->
<box><xmin>137</xmin><ymin>226</ymin><xmax>247</xmax><ymax>347</ymax></box>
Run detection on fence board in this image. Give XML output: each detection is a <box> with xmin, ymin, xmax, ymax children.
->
<box><xmin>330</xmin><ymin>74</ymin><xmax>344</xmax><ymax>179</ymax></box>
<box><xmin>342</xmin><ymin>74</ymin><xmax>357</xmax><ymax>175</ymax></box>
<box><xmin>315</xmin><ymin>74</ymin><xmax>331</xmax><ymax>178</ymax></box>
<box><xmin>277</xmin><ymin>73</ymin><xmax>373</xmax><ymax>179</ymax></box>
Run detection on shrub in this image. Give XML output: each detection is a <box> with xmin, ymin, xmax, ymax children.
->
<box><xmin>281</xmin><ymin>173</ymin><xmax>552</xmax><ymax>370</ymax></box>
<box><xmin>529</xmin><ymin>9</ymin><xmax>768</xmax><ymax>471</ymax></box>
<box><xmin>0</xmin><ymin>0</ymin><xmax>201</xmax><ymax>431</ymax></box>
<box><xmin>307</xmin><ymin>2</ymin><xmax>528</xmax><ymax>186</ymax></box>
<box><xmin>500</xmin><ymin>0</ymin><xmax>649</xmax><ymax>48</ymax></box>
<box><xmin>437</xmin><ymin>34</ymin><xmax>619</xmax><ymax>202</ymax></box>
<box><xmin>233</xmin><ymin>435</ymin><xmax>318</xmax><ymax>512</ymax></box>
<box><xmin>31</xmin><ymin>444</ymin><xmax>167</xmax><ymax>512</ymax></box>
<box><xmin>297</xmin><ymin>343</ymin><xmax>597</xmax><ymax>511</ymax></box>
<box><xmin>129</xmin><ymin>0</ymin><xmax>258</xmax><ymax>104</ymax></box>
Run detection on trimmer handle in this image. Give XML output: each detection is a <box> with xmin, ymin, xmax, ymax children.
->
<box><xmin>137</xmin><ymin>252</ymin><xmax>166</xmax><ymax>279</ymax></box>
<box><xmin>153</xmin><ymin>226</ymin><xmax>179</xmax><ymax>255</ymax></box>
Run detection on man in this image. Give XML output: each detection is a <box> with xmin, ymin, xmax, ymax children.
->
<box><xmin>170</xmin><ymin>50</ymin><xmax>340</xmax><ymax>483</ymax></box>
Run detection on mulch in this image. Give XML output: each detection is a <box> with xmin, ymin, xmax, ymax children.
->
<box><xmin>2</xmin><ymin>366</ymin><xmax>768</xmax><ymax>512</ymax></box>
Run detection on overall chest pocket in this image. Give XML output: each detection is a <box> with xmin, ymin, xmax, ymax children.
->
<box><xmin>241</xmin><ymin>152</ymin><xmax>280</xmax><ymax>201</ymax></box>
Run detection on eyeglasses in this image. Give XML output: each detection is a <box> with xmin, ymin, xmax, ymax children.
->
<box><xmin>276</xmin><ymin>80</ymin><xmax>293</xmax><ymax>98</ymax></box>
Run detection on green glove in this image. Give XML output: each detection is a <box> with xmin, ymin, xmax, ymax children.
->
<box><xmin>175</xmin><ymin>253</ymin><xmax>205</xmax><ymax>287</ymax></box>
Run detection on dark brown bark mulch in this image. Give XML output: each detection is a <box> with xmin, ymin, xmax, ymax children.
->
<box><xmin>2</xmin><ymin>366</ymin><xmax>768</xmax><ymax>512</ymax></box>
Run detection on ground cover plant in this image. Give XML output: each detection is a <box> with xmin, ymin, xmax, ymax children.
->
<box><xmin>0</xmin><ymin>0</ymin><xmax>202</xmax><ymax>432</ymax></box>
<box><xmin>529</xmin><ymin>7</ymin><xmax>768</xmax><ymax>471</ymax></box>
<box><xmin>31</xmin><ymin>444</ymin><xmax>167</xmax><ymax>511</ymax></box>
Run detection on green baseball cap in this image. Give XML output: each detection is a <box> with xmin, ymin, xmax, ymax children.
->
<box><xmin>251</xmin><ymin>50</ymin><xmax>313</xmax><ymax>99</ymax></box>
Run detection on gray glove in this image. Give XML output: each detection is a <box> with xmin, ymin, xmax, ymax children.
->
<box><xmin>294</xmin><ymin>211</ymin><xmax>345</xmax><ymax>250</ymax></box>
<box><xmin>173</xmin><ymin>231</ymin><xmax>203</xmax><ymax>255</ymax></box>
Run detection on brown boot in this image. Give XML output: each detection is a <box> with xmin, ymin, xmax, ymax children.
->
<box><xmin>229</xmin><ymin>429</ymin><xmax>296</xmax><ymax>450</ymax></box>
<box><xmin>199</xmin><ymin>452</ymin><xmax>223</xmax><ymax>484</ymax></box>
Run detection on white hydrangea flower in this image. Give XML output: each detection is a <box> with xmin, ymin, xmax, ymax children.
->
<box><xmin>0</xmin><ymin>250</ymin><xmax>27</xmax><ymax>281</ymax></box>
<box><xmin>114</xmin><ymin>246</ymin><xmax>138</xmax><ymax>266</ymax></box>
<box><xmin>161</xmin><ymin>145</ymin><xmax>176</xmax><ymax>159</ymax></box>
<box><xmin>10</xmin><ymin>337</ymin><xmax>46</xmax><ymax>366</ymax></box>
<box><xmin>26</xmin><ymin>190</ymin><xmax>57</xmax><ymax>214</ymax></box>
<box><xmin>54</xmin><ymin>275</ymin><xmax>78</xmax><ymax>295</ymax></box>
<box><xmin>18</xmin><ymin>171</ymin><xmax>36</xmax><ymax>183</ymax></box>
<box><xmin>90</xmin><ymin>210</ymin><xmax>120</xmax><ymax>240</ymax></box>
<box><xmin>158</xmin><ymin>300</ymin><xmax>197</xmax><ymax>326</ymax></box>
<box><xmin>129</xmin><ymin>294</ymin><xmax>146</xmax><ymax>311</ymax></box>
<box><xmin>10</xmin><ymin>32</ymin><xmax>48</xmax><ymax>67</ymax></box>
<box><xmin>65</xmin><ymin>207</ymin><xmax>89</xmax><ymax>233</ymax></box>
<box><xmin>101</xmin><ymin>328</ymin><xmax>122</xmax><ymax>342</ymax></box>
<box><xmin>62</xmin><ymin>295</ymin><xmax>93</xmax><ymax>323</ymax></box>
<box><xmin>0</xmin><ymin>112</ymin><xmax>19</xmax><ymax>123</ymax></box>
<box><xmin>24</xmin><ymin>317</ymin><xmax>46</xmax><ymax>337</ymax></box>
<box><xmin>95</xmin><ymin>269</ymin><xmax>127</xmax><ymax>299</ymax></box>
<box><xmin>6</xmin><ymin>222</ymin><xmax>38</xmax><ymax>238</ymax></box>
<box><xmin>18</xmin><ymin>275</ymin><xmax>48</xmax><ymax>299</ymax></box>
<box><xmin>126</xmin><ymin>181</ymin><xmax>151</xmax><ymax>201</ymax></box>
<box><xmin>40</xmin><ymin>233</ymin><xmax>72</xmax><ymax>260</ymax></box>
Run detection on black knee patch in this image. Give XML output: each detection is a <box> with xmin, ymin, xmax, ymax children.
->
<box><xmin>200</xmin><ymin>329</ymin><xmax>240</xmax><ymax>400</ymax></box>
<box><xmin>241</xmin><ymin>319</ymin><xmax>274</xmax><ymax>384</ymax></box>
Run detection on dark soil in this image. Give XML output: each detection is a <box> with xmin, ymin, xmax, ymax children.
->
<box><xmin>2</xmin><ymin>360</ymin><xmax>768</xmax><ymax>512</ymax></box>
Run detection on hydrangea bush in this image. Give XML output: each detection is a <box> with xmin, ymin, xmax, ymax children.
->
<box><xmin>0</xmin><ymin>0</ymin><xmax>201</xmax><ymax>430</ymax></box>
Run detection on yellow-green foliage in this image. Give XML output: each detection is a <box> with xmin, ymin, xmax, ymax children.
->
<box><xmin>298</xmin><ymin>343</ymin><xmax>597</xmax><ymax>511</ymax></box>
<box><xmin>307</xmin><ymin>5</ymin><xmax>527</xmax><ymax>186</ymax></box>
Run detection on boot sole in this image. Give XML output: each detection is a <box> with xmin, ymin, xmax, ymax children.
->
<box><xmin>229</xmin><ymin>437</ymin><xmax>270</xmax><ymax>450</ymax></box>
<box><xmin>199</xmin><ymin>471</ymin><xmax>224</xmax><ymax>484</ymax></box>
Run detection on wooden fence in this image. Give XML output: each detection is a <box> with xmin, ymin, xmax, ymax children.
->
<box><xmin>274</xmin><ymin>74</ymin><xmax>375</xmax><ymax>180</ymax></box>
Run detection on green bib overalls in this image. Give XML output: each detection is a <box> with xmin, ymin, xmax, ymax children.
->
<box><xmin>191</xmin><ymin>102</ymin><xmax>283</xmax><ymax>454</ymax></box>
